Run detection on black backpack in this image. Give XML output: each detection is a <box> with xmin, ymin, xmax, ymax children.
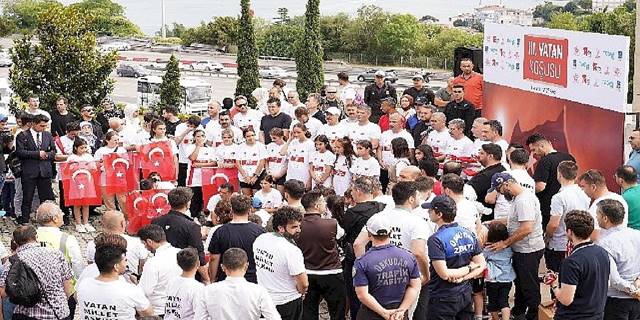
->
<box><xmin>5</xmin><ymin>255</ymin><xmax>42</xmax><ymax>307</ymax></box>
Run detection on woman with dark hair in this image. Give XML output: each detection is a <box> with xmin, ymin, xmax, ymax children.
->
<box><xmin>413</xmin><ymin>144</ymin><xmax>435</xmax><ymax>164</ymax></box>
<box><xmin>388</xmin><ymin>137</ymin><xmax>412</xmax><ymax>189</ymax></box>
<box><xmin>309</xmin><ymin>135</ymin><xmax>336</xmax><ymax>189</ymax></box>
<box><xmin>352</xmin><ymin>140</ymin><xmax>381</xmax><ymax>179</ymax></box>
<box><xmin>332</xmin><ymin>137</ymin><xmax>356</xmax><ymax>196</ymax></box>
<box><xmin>236</xmin><ymin>128</ymin><xmax>267</xmax><ymax>196</ymax></box>
<box><xmin>186</xmin><ymin>129</ymin><xmax>216</xmax><ymax>216</ymax></box>
<box><xmin>265</xmin><ymin>128</ymin><xmax>288</xmax><ymax>193</ymax></box>
<box><xmin>397</xmin><ymin>94</ymin><xmax>415</xmax><ymax>120</ymax></box>
<box><xmin>254</xmin><ymin>175</ymin><xmax>283</xmax><ymax>215</ymax></box>
<box><xmin>68</xmin><ymin>138</ymin><xmax>97</xmax><ymax>232</ymax></box>
<box><xmin>94</xmin><ymin>131</ymin><xmax>128</xmax><ymax>217</ymax></box>
<box><xmin>148</xmin><ymin>119</ymin><xmax>179</xmax><ymax>181</ymax></box>
<box><xmin>280</xmin><ymin>123</ymin><xmax>314</xmax><ymax>189</ymax></box>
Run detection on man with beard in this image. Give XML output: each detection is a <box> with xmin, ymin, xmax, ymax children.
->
<box><xmin>253</xmin><ymin>206</ymin><xmax>308</xmax><ymax>320</ymax></box>
<box><xmin>408</xmin><ymin>101</ymin><xmax>435</xmax><ymax>148</ymax></box>
<box><xmin>205</xmin><ymin>110</ymin><xmax>243</xmax><ymax>146</ymax></box>
<box><xmin>403</xmin><ymin>74</ymin><xmax>435</xmax><ymax>106</ymax></box>
<box><xmin>468</xmin><ymin>143</ymin><xmax>506</xmax><ymax>220</ymax></box>
<box><xmin>364</xmin><ymin>70</ymin><xmax>397</xmax><ymax>123</ymax></box>
<box><xmin>487</xmin><ymin>172</ymin><xmax>545</xmax><ymax>320</ymax></box>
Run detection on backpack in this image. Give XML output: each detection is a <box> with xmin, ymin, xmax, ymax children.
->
<box><xmin>5</xmin><ymin>255</ymin><xmax>42</xmax><ymax>307</ymax></box>
<box><xmin>6</xmin><ymin>151</ymin><xmax>21</xmax><ymax>178</ymax></box>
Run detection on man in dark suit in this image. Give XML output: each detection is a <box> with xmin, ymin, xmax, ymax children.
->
<box><xmin>15</xmin><ymin>114</ymin><xmax>56</xmax><ymax>224</ymax></box>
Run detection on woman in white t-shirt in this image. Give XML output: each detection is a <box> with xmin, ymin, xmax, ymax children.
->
<box><xmin>387</xmin><ymin>137</ymin><xmax>412</xmax><ymax>191</ymax></box>
<box><xmin>309</xmin><ymin>135</ymin><xmax>336</xmax><ymax>189</ymax></box>
<box><xmin>215</xmin><ymin>128</ymin><xmax>239</xmax><ymax>170</ymax></box>
<box><xmin>352</xmin><ymin>140</ymin><xmax>381</xmax><ymax>178</ymax></box>
<box><xmin>77</xmin><ymin>235</ymin><xmax>154</xmax><ymax>320</ymax></box>
<box><xmin>236</xmin><ymin>128</ymin><xmax>267</xmax><ymax>196</ymax></box>
<box><xmin>265</xmin><ymin>128</ymin><xmax>288</xmax><ymax>193</ymax></box>
<box><xmin>254</xmin><ymin>176</ymin><xmax>283</xmax><ymax>214</ymax></box>
<box><xmin>332</xmin><ymin>137</ymin><xmax>356</xmax><ymax>196</ymax></box>
<box><xmin>94</xmin><ymin>131</ymin><xmax>128</xmax><ymax>219</ymax></box>
<box><xmin>281</xmin><ymin>123</ymin><xmax>314</xmax><ymax>190</ymax></box>
<box><xmin>147</xmin><ymin>119</ymin><xmax>179</xmax><ymax>181</ymax></box>
<box><xmin>186</xmin><ymin>129</ymin><xmax>216</xmax><ymax>216</ymax></box>
<box><xmin>67</xmin><ymin>138</ymin><xmax>98</xmax><ymax>233</ymax></box>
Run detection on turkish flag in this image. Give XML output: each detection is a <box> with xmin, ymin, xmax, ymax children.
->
<box><xmin>140</xmin><ymin>141</ymin><xmax>176</xmax><ymax>181</ymax></box>
<box><xmin>126</xmin><ymin>191</ymin><xmax>150</xmax><ymax>234</ymax></box>
<box><xmin>201</xmin><ymin>168</ymin><xmax>239</xmax><ymax>207</ymax></box>
<box><xmin>145</xmin><ymin>189</ymin><xmax>171</xmax><ymax>219</ymax></box>
<box><xmin>103</xmin><ymin>153</ymin><xmax>139</xmax><ymax>195</ymax></box>
<box><xmin>60</xmin><ymin>161</ymin><xmax>102</xmax><ymax>206</ymax></box>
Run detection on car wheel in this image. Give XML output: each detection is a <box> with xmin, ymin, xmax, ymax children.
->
<box><xmin>190</xmin><ymin>65</ymin><xmax>195</xmax><ymax>70</ymax></box>
<box><xmin>205</xmin><ymin>67</ymin><xmax>211</xmax><ymax>71</ymax></box>
<box><xmin>357</xmin><ymin>76</ymin><xmax>365</xmax><ymax>82</ymax></box>
<box><xmin>117</xmin><ymin>72</ymin><xmax>122</xmax><ymax>77</ymax></box>
<box><xmin>134</xmin><ymin>73</ymin><xmax>140</xmax><ymax>78</ymax></box>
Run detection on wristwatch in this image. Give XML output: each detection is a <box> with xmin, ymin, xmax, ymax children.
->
<box><xmin>551</xmin><ymin>285</ymin><xmax>559</xmax><ymax>291</ymax></box>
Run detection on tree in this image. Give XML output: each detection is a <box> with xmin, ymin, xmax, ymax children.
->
<box><xmin>0</xmin><ymin>16</ymin><xmax>16</xmax><ymax>36</ymax></box>
<box><xmin>342</xmin><ymin>5</ymin><xmax>388</xmax><ymax>54</ymax></box>
<box><xmin>576</xmin><ymin>0</ymin><xmax>592</xmax><ymax>10</ymax></box>
<box><xmin>257</xmin><ymin>23</ymin><xmax>302</xmax><ymax>57</ymax></box>
<box><xmin>377</xmin><ymin>14</ymin><xmax>424</xmax><ymax>56</ymax></box>
<box><xmin>159</xmin><ymin>55</ymin><xmax>183</xmax><ymax>109</ymax></box>
<box><xmin>276</xmin><ymin>7</ymin><xmax>290</xmax><ymax>24</ymax></box>
<box><xmin>160</xmin><ymin>22</ymin><xmax>188</xmax><ymax>38</ymax></box>
<box><xmin>2</xmin><ymin>0</ymin><xmax>63</xmax><ymax>32</ymax></box>
<box><xmin>419</xmin><ymin>15</ymin><xmax>439</xmax><ymax>23</ymax></box>
<box><xmin>235</xmin><ymin>0</ymin><xmax>260</xmax><ymax>100</ymax></box>
<box><xmin>546</xmin><ymin>12</ymin><xmax>580</xmax><ymax>30</ymax></box>
<box><xmin>295</xmin><ymin>0</ymin><xmax>324</xmax><ymax>100</ymax></box>
<box><xmin>623</xmin><ymin>0</ymin><xmax>635</xmax><ymax>12</ymax></box>
<box><xmin>319</xmin><ymin>13</ymin><xmax>350</xmax><ymax>57</ymax></box>
<box><xmin>69</xmin><ymin>0</ymin><xmax>142</xmax><ymax>36</ymax></box>
<box><xmin>533</xmin><ymin>2</ymin><xmax>563</xmax><ymax>21</ymax></box>
<box><xmin>9</xmin><ymin>5</ymin><xmax>116</xmax><ymax>114</ymax></box>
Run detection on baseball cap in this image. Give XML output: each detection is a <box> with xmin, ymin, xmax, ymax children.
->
<box><xmin>374</xmin><ymin>70</ymin><xmax>386</xmax><ymax>77</ymax></box>
<box><xmin>251</xmin><ymin>197</ymin><xmax>262</xmax><ymax>209</ymax></box>
<box><xmin>366</xmin><ymin>214</ymin><xmax>392</xmax><ymax>236</ymax></box>
<box><xmin>488</xmin><ymin>172</ymin><xmax>515</xmax><ymax>193</ymax></box>
<box><xmin>326</xmin><ymin>107</ymin><xmax>341</xmax><ymax>116</ymax></box>
<box><xmin>421</xmin><ymin>195</ymin><xmax>457</xmax><ymax>212</ymax></box>
<box><xmin>412</xmin><ymin>74</ymin><xmax>424</xmax><ymax>81</ymax></box>
<box><xmin>0</xmin><ymin>114</ymin><xmax>7</xmax><ymax>122</ymax></box>
<box><xmin>414</xmin><ymin>96</ymin><xmax>427</xmax><ymax>105</ymax></box>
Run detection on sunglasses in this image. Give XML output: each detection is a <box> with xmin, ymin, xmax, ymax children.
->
<box><xmin>82</xmin><ymin>109</ymin><xmax>94</xmax><ymax>112</ymax></box>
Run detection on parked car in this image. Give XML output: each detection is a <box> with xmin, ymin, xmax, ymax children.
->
<box><xmin>259</xmin><ymin>66</ymin><xmax>288</xmax><ymax>79</ymax></box>
<box><xmin>356</xmin><ymin>69</ymin><xmax>398</xmax><ymax>83</ymax></box>
<box><xmin>190</xmin><ymin>60</ymin><xmax>224</xmax><ymax>72</ymax></box>
<box><xmin>100</xmin><ymin>41</ymin><xmax>131</xmax><ymax>52</ymax></box>
<box><xmin>148</xmin><ymin>59</ymin><xmax>169</xmax><ymax>70</ymax></box>
<box><xmin>116</xmin><ymin>64</ymin><xmax>149</xmax><ymax>78</ymax></box>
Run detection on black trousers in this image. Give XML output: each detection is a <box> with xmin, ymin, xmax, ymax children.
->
<box><xmin>343</xmin><ymin>259</ymin><xmax>360</xmax><ymax>320</ymax></box>
<box><xmin>413</xmin><ymin>283</ymin><xmax>429</xmax><ymax>320</ymax></box>
<box><xmin>604</xmin><ymin>297</ymin><xmax>640</xmax><ymax>320</ymax></box>
<box><xmin>544</xmin><ymin>248</ymin><xmax>565</xmax><ymax>273</ymax></box>
<box><xmin>277</xmin><ymin>297</ymin><xmax>304</xmax><ymax>320</ymax></box>
<box><xmin>303</xmin><ymin>273</ymin><xmax>346</xmax><ymax>320</ymax></box>
<box><xmin>512</xmin><ymin>249</ymin><xmax>544</xmax><ymax>320</ymax></box>
<box><xmin>380</xmin><ymin>169</ymin><xmax>390</xmax><ymax>194</ymax></box>
<box><xmin>427</xmin><ymin>291</ymin><xmax>474</xmax><ymax>320</ymax></box>
<box><xmin>189</xmin><ymin>186</ymin><xmax>203</xmax><ymax>218</ymax></box>
<box><xmin>20</xmin><ymin>176</ymin><xmax>54</xmax><ymax>223</ymax></box>
<box><xmin>58</xmin><ymin>180</ymin><xmax>72</xmax><ymax>218</ymax></box>
<box><xmin>178</xmin><ymin>163</ymin><xmax>188</xmax><ymax>187</ymax></box>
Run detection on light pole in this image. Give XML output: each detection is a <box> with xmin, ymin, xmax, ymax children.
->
<box><xmin>161</xmin><ymin>0</ymin><xmax>166</xmax><ymax>38</ymax></box>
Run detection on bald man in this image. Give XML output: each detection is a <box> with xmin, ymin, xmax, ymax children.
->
<box><xmin>398</xmin><ymin>166</ymin><xmax>422</xmax><ymax>182</ymax></box>
<box><xmin>86</xmin><ymin>211</ymin><xmax>150</xmax><ymax>275</ymax></box>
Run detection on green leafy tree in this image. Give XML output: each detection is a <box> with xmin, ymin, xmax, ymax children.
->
<box><xmin>236</xmin><ymin>0</ymin><xmax>260</xmax><ymax>100</ymax></box>
<box><xmin>318</xmin><ymin>13</ymin><xmax>350</xmax><ymax>56</ymax></box>
<box><xmin>295</xmin><ymin>0</ymin><xmax>324</xmax><ymax>100</ymax></box>
<box><xmin>343</xmin><ymin>5</ymin><xmax>388</xmax><ymax>54</ymax></box>
<box><xmin>533</xmin><ymin>2</ymin><xmax>563</xmax><ymax>21</ymax></box>
<box><xmin>257</xmin><ymin>23</ymin><xmax>302</xmax><ymax>57</ymax></box>
<box><xmin>623</xmin><ymin>0</ymin><xmax>635</xmax><ymax>12</ymax></box>
<box><xmin>159</xmin><ymin>54</ymin><xmax>183</xmax><ymax>109</ymax></box>
<box><xmin>161</xmin><ymin>22</ymin><xmax>188</xmax><ymax>38</ymax></box>
<box><xmin>69</xmin><ymin>0</ymin><xmax>142</xmax><ymax>36</ymax></box>
<box><xmin>377</xmin><ymin>14</ymin><xmax>424</xmax><ymax>56</ymax></box>
<box><xmin>182</xmin><ymin>17</ymin><xmax>239</xmax><ymax>49</ymax></box>
<box><xmin>0</xmin><ymin>16</ymin><xmax>16</xmax><ymax>36</ymax></box>
<box><xmin>546</xmin><ymin>12</ymin><xmax>580</xmax><ymax>30</ymax></box>
<box><xmin>276</xmin><ymin>7</ymin><xmax>290</xmax><ymax>24</ymax></box>
<box><xmin>2</xmin><ymin>0</ymin><xmax>62</xmax><ymax>32</ymax></box>
<box><xmin>419</xmin><ymin>15</ymin><xmax>439</xmax><ymax>23</ymax></box>
<box><xmin>9</xmin><ymin>5</ymin><xmax>116</xmax><ymax>113</ymax></box>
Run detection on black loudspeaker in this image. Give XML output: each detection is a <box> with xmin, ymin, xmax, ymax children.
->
<box><xmin>453</xmin><ymin>47</ymin><xmax>483</xmax><ymax>77</ymax></box>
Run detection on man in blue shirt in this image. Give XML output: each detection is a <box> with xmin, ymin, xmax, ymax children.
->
<box><xmin>424</xmin><ymin>195</ymin><xmax>486</xmax><ymax>320</ymax></box>
<box><xmin>353</xmin><ymin>214</ymin><xmax>422</xmax><ymax>320</ymax></box>
<box><xmin>626</xmin><ymin>129</ymin><xmax>640</xmax><ymax>183</ymax></box>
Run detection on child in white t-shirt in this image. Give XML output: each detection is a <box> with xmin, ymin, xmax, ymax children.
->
<box><xmin>67</xmin><ymin>138</ymin><xmax>97</xmax><ymax>233</ymax></box>
<box><xmin>352</xmin><ymin>140</ymin><xmax>381</xmax><ymax>178</ymax></box>
<box><xmin>309</xmin><ymin>135</ymin><xmax>336</xmax><ymax>189</ymax></box>
<box><xmin>164</xmin><ymin>248</ymin><xmax>205</xmax><ymax>320</ymax></box>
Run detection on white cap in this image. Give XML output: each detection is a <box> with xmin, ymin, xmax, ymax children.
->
<box><xmin>374</xmin><ymin>70</ymin><xmax>386</xmax><ymax>77</ymax></box>
<box><xmin>366</xmin><ymin>214</ymin><xmax>391</xmax><ymax>236</ymax></box>
<box><xmin>326</xmin><ymin>107</ymin><xmax>341</xmax><ymax>116</ymax></box>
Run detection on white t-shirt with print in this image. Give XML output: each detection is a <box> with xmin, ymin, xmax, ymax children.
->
<box><xmin>446</xmin><ymin>136</ymin><xmax>475</xmax><ymax>158</ymax></box>
<box><xmin>86</xmin><ymin>234</ymin><xmax>150</xmax><ymax>276</ymax></box>
<box><xmin>333</xmin><ymin>155</ymin><xmax>354</xmax><ymax>196</ymax></box>
<box><xmin>265</xmin><ymin>142</ymin><xmax>288</xmax><ymax>178</ymax></box>
<box><xmin>362</xmin><ymin>208</ymin><xmax>431</xmax><ymax>250</ymax></box>
<box><xmin>427</xmin><ymin>129</ymin><xmax>453</xmax><ymax>154</ymax></box>
<box><xmin>379</xmin><ymin>129</ymin><xmax>415</xmax><ymax>167</ymax></box>
<box><xmin>175</xmin><ymin>123</ymin><xmax>204</xmax><ymax>163</ymax></box>
<box><xmin>254</xmin><ymin>189</ymin><xmax>283</xmax><ymax>210</ymax></box>
<box><xmin>351</xmin><ymin>157</ymin><xmax>381</xmax><ymax>177</ymax></box>
<box><xmin>233</xmin><ymin>109</ymin><xmax>262</xmax><ymax>130</ymax></box>
<box><xmin>290</xmin><ymin>118</ymin><xmax>323</xmax><ymax>140</ymax></box>
<box><xmin>184</xmin><ymin>145</ymin><xmax>216</xmax><ymax>187</ymax></box>
<box><xmin>286</xmin><ymin>139</ymin><xmax>315</xmax><ymax>183</ymax></box>
<box><xmin>319</xmin><ymin>123</ymin><xmax>348</xmax><ymax>142</ymax></box>
<box><xmin>206</xmin><ymin>125</ymin><xmax>243</xmax><ymax>146</ymax></box>
<box><xmin>348</xmin><ymin>122</ymin><xmax>381</xmax><ymax>146</ymax></box>
<box><xmin>77</xmin><ymin>278</ymin><xmax>151</xmax><ymax>320</ymax></box>
<box><xmin>310</xmin><ymin>150</ymin><xmax>336</xmax><ymax>188</ymax></box>
<box><xmin>237</xmin><ymin>142</ymin><xmax>267</xmax><ymax>178</ymax></box>
<box><xmin>215</xmin><ymin>144</ymin><xmax>239</xmax><ymax>168</ymax></box>
<box><xmin>253</xmin><ymin>232</ymin><xmax>307</xmax><ymax>305</ymax></box>
<box><xmin>164</xmin><ymin>277</ymin><xmax>204</xmax><ymax>320</ymax></box>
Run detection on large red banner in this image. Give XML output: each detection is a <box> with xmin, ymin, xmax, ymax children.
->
<box><xmin>103</xmin><ymin>153</ymin><xmax>139</xmax><ymax>195</ymax></box>
<box><xmin>523</xmin><ymin>35</ymin><xmax>568</xmax><ymax>87</ymax></box>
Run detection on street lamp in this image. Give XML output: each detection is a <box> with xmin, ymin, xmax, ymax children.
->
<box><xmin>161</xmin><ymin>0</ymin><xmax>166</xmax><ymax>38</ymax></box>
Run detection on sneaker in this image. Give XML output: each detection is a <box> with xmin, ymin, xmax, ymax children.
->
<box><xmin>75</xmin><ymin>224</ymin><xmax>86</xmax><ymax>233</ymax></box>
<box><xmin>84</xmin><ymin>224</ymin><xmax>96</xmax><ymax>232</ymax></box>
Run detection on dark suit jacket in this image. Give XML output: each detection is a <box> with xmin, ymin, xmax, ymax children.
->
<box><xmin>15</xmin><ymin>130</ymin><xmax>56</xmax><ymax>179</ymax></box>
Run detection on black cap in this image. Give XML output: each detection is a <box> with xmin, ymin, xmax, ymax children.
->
<box><xmin>421</xmin><ymin>195</ymin><xmax>456</xmax><ymax>213</ymax></box>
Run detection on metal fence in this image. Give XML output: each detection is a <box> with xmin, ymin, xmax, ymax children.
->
<box><xmin>325</xmin><ymin>52</ymin><xmax>452</xmax><ymax>70</ymax></box>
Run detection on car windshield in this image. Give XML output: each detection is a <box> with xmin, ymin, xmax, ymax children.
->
<box><xmin>186</xmin><ymin>86</ymin><xmax>211</xmax><ymax>103</ymax></box>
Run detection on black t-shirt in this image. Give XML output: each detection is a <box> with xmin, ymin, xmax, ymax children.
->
<box><xmin>555</xmin><ymin>242</ymin><xmax>609</xmax><ymax>319</ymax></box>
<box><xmin>50</xmin><ymin>111</ymin><xmax>77</xmax><ymax>137</ymax></box>
<box><xmin>403</xmin><ymin>86</ymin><xmax>436</xmax><ymax>105</ymax></box>
<box><xmin>208</xmin><ymin>222</ymin><xmax>266</xmax><ymax>283</ymax></box>
<box><xmin>534</xmin><ymin>152</ymin><xmax>575</xmax><ymax>220</ymax></box>
<box><xmin>165</xmin><ymin>119</ymin><xmax>182</xmax><ymax>137</ymax></box>
<box><xmin>260</xmin><ymin>112</ymin><xmax>292</xmax><ymax>144</ymax></box>
<box><xmin>468</xmin><ymin>163</ymin><xmax>506</xmax><ymax>220</ymax></box>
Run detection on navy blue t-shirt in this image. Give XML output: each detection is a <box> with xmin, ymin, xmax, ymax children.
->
<box><xmin>554</xmin><ymin>242</ymin><xmax>609</xmax><ymax>319</ymax></box>
<box><xmin>353</xmin><ymin>244</ymin><xmax>421</xmax><ymax>306</ymax></box>
<box><xmin>427</xmin><ymin>223</ymin><xmax>481</xmax><ymax>298</ymax></box>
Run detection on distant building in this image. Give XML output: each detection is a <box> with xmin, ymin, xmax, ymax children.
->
<box><xmin>592</xmin><ymin>0</ymin><xmax>626</xmax><ymax>11</ymax></box>
<box><xmin>450</xmin><ymin>5</ymin><xmax>534</xmax><ymax>28</ymax></box>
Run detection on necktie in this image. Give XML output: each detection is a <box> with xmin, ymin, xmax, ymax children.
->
<box><xmin>36</xmin><ymin>132</ymin><xmax>41</xmax><ymax>148</ymax></box>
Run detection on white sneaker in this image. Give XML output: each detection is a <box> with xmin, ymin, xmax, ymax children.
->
<box><xmin>75</xmin><ymin>224</ymin><xmax>86</xmax><ymax>233</ymax></box>
<box><xmin>84</xmin><ymin>224</ymin><xmax>96</xmax><ymax>232</ymax></box>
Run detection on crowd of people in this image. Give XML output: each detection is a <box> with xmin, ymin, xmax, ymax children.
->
<box><xmin>0</xmin><ymin>58</ymin><xmax>638</xmax><ymax>320</ymax></box>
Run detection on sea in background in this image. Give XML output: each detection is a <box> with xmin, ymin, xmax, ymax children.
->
<box><xmin>57</xmin><ymin>0</ymin><xmax>565</xmax><ymax>35</ymax></box>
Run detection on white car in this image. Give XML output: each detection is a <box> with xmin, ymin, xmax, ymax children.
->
<box><xmin>259</xmin><ymin>66</ymin><xmax>288</xmax><ymax>79</ymax></box>
<box><xmin>190</xmin><ymin>60</ymin><xmax>224</xmax><ymax>72</ymax></box>
<box><xmin>100</xmin><ymin>42</ymin><xmax>131</xmax><ymax>52</ymax></box>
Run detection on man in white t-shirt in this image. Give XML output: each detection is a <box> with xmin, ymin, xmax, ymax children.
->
<box><xmin>481</xmin><ymin>120</ymin><xmax>509</xmax><ymax>166</ymax></box>
<box><xmin>470</xmin><ymin>117</ymin><xmax>489</xmax><ymax>156</ymax></box>
<box><xmin>206</xmin><ymin>111</ymin><xmax>244</xmax><ymax>146</ymax></box>
<box><xmin>137</xmin><ymin>224</ymin><xmax>182</xmax><ymax>316</ymax></box>
<box><xmin>232</xmin><ymin>96</ymin><xmax>263</xmax><ymax>131</ymax></box>
<box><xmin>25</xmin><ymin>94</ymin><xmax>52</xmax><ymax>124</ymax></box>
<box><xmin>290</xmin><ymin>106</ymin><xmax>323</xmax><ymax>140</ymax></box>
<box><xmin>578</xmin><ymin>169</ymin><xmax>629</xmax><ymax>239</ymax></box>
<box><xmin>378</xmin><ymin>113</ymin><xmax>415</xmax><ymax>170</ymax></box>
<box><xmin>441</xmin><ymin>174</ymin><xmax>480</xmax><ymax>234</ymax></box>
<box><xmin>195</xmin><ymin>248</ymin><xmax>280</xmax><ymax>319</ymax></box>
<box><xmin>485</xmin><ymin>148</ymin><xmax>535</xmax><ymax>221</ymax></box>
<box><xmin>445</xmin><ymin>118</ymin><xmax>474</xmax><ymax>158</ymax></box>
<box><xmin>253</xmin><ymin>206</ymin><xmax>308</xmax><ymax>319</ymax></box>
<box><xmin>319</xmin><ymin>107</ymin><xmax>348</xmax><ymax>143</ymax></box>
<box><xmin>165</xmin><ymin>248</ymin><xmax>204</xmax><ymax>320</ymax></box>
<box><xmin>174</xmin><ymin>115</ymin><xmax>203</xmax><ymax>187</ymax></box>
<box><xmin>285</xmin><ymin>91</ymin><xmax>305</xmax><ymax>118</ymax></box>
<box><xmin>337</xmin><ymin>72</ymin><xmax>357</xmax><ymax>106</ymax></box>
<box><xmin>426</xmin><ymin>112</ymin><xmax>452</xmax><ymax>155</ymax></box>
<box><xmin>349</xmin><ymin>104</ymin><xmax>381</xmax><ymax>149</ymax></box>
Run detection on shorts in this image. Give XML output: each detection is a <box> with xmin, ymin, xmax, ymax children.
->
<box><xmin>239</xmin><ymin>171</ymin><xmax>266</xmax><ymax>190</ymax></box>
<box><xmin>486</xmin><ymin>281</ymin><xmax>512</xmax><ymax>312</ymax></box>
<box><xmin>472</xmin><ymin>277</ymin><xmax>485</xmax><ymax>294</ymax></box>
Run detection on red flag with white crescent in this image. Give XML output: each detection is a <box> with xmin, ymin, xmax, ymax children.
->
<box><xmin>126</xmin><ymin>190</ymin><xmax>150</xmax><ymax>235</ymax></box>
<box><xmin>140</xmin><ymin>141</ymin><xmax>176</xmax><ymax>181</ymax></box>
<box><xmin>103</xmin><ymin>153</ymin><xmax>139</xmax><ymax>194</ymax></box>
<box><xmin>201</xmin><ymin>168</ymin><xmax>239</xmax><ymax>207</ymax></box>
<box><xmin>60</xmin><ymin>161</ymin><xmax>102</xmax><ymax>206</ymax></box>
<box><xmin>144</xmin><ymin>189</ymin><xmax>171</xmax><ymax>219</ymax></box>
